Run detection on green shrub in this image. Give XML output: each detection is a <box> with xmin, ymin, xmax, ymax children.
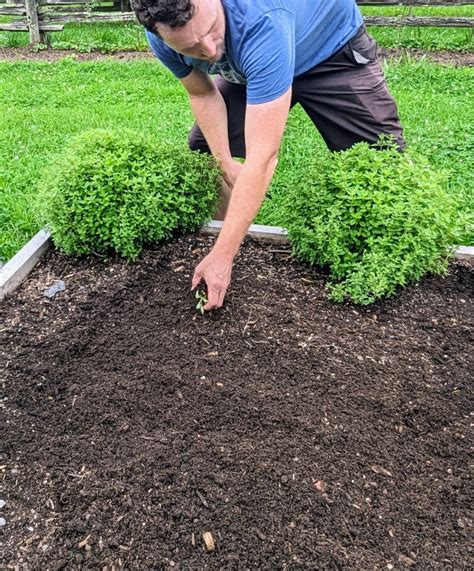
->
<box><xmin>37</xmin><ymin>129</ymin><xmax>220</xmax><ymax>259</ymax></box>
<box><xmin>281</xmin><ymin>141</ymin><xmax>460</xmax><ymax>305</ymax></box>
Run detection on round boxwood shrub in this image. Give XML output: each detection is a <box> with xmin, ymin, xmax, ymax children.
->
<box><xmin>37</xmin><ymin>129</ymin><xmax>220</xmax><ymax>259</ymax></box>
<box><xmin>281</xmin><ymin>141</ymin><xmax>460</xmax><ymax>305</ymax></box>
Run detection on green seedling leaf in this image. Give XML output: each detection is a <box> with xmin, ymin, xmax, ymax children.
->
<box><xmin>195</xmin><ymin>288</ymin><xmax>208</xmax><ymax>315</ymax></box>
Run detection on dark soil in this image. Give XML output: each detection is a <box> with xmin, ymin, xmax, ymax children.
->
<box><xmin>1</xmin><ymin>46</ymin><xmax>473</xmax><ymax>66</ymax></box>
<box><xmin>1</xmin><ymin>235</ymin><xmax>473</xmax><ymax>569</ymax></box>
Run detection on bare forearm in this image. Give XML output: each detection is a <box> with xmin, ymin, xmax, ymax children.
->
<box><xmin>189</xmin><ymin>87</ymin><xmax>291</xmax><ymax>311</ymax></box>
<box><xmin>189</xmin><ymin>90</ymin><xmax>232</xmax><ymax>165</ymax></box>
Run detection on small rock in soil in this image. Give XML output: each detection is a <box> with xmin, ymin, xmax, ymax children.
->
<box><xmin>0</xmin><ymin>517</ymin><xmax>6</xmax><ymax>527</ymax></box>
<box><xmin>313</xmin><ymin>480</ymin><xmax>326</xmax><ymax>493</ymax></box>
<box><xmin>43</xmin><ymin>280</ymin><xmax>66</xmax><ymax>298</ymax></box>
<box><xmin>0</xmin><ymin>499</ymin><xmax>5</xmax><ymax>509</ymax></box>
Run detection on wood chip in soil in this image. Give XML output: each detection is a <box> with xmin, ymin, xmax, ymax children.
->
<box><xmin>1</xmin><ymin>235</ymin><xmax>472</xmax><ymax>569</ymax></box>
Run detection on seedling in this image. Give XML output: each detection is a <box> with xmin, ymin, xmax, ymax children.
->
<box><xmin>195</xmin><ymin>288</ymin><xmax>208</xmax><ymax>314</ymax></box>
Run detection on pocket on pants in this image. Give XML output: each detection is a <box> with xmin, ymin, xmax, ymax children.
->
<box><xmin>348</xmin><ymin>28</ymin><xmax>378</xmax><ymax>65</ymax></box>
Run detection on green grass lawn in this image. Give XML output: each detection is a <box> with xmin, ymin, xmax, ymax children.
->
<box><xmin>0</xmin><ymin>5</ymin><xmax>473</xmax><ymax>52</ymax></box>
<box><xmin>1</xmin><ymin>57</ymin><xmax>472</xmax><ymax>262</ymax></box>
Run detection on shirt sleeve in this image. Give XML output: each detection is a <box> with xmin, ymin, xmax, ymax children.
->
<box><xmin>146</xmin><ymin>30</ymin><xmax>193</xmax><ymax>79</ymax></box>
<box><xmin>240</xmin><ymin>10</ymin><xmax>295</xmax><ymax>105</ymax></box>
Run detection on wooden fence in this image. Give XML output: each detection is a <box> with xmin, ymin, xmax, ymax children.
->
<box><xmin>0</xmin><ymin>0</ymin><xmax>473</xmax><ymax>46</ymax></box>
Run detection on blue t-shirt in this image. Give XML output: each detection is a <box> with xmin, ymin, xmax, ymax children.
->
<box><xmin>147</xmin><ymin>0</ymin><xmax>363</xmax><ymax>105</ymax></box>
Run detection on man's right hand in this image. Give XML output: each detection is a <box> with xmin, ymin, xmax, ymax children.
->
<box><xmin>220</xmin><ymin>157</ymin><xmax>244</xmax><ymax>189</ymax></box>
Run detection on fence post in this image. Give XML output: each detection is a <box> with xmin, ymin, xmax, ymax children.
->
<box><xmin>25</xmin><ymin>0</ymin><xmax>44</xmax><ymax>45</ymax></box>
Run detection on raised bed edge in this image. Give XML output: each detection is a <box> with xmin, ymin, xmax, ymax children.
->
<box><xmin>455</xmin><ymin>245</ymin><xmax>474</xmax><ymax>261</ymax></box>
<box><xmin>200</xmin><ymin>220</ymin><xmax>289</xmax><ymax>243</ymax></box>
<box><xmin>1</xmin><ymin>225</ymin><xmax>473</xmax><ymax>302</ymax></box>
<box><xmin>0</xmin><ymin>229</ymin><xmax>52</xmax><ymax>301</ymax></box>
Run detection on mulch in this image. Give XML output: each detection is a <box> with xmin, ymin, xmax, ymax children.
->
<box><xmin>0</xmin><ymin>46</ymin><xmax>473</xmax><ymax>66</ymax></box>
<box><xmin>1</xmin><ymin>235</ymin><xmax>473</xmax><ymax>569</ymax></box>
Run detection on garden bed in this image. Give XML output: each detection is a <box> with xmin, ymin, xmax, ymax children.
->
<box><xmin>1</xmin><ymin>234</ymin><xmax>473</xmax><ymax>569</ymax></box>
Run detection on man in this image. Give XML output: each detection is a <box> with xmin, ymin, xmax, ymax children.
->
<box><xmin>131</xmin><ymin>0</ymin><xmax>404</xmax><ymax>310</ymax></box>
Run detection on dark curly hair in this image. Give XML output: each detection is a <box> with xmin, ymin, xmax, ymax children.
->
<box><xmin>131</xmin><ymin>0</ymin><xmax>195</xmax><ymax>33</ymax></box>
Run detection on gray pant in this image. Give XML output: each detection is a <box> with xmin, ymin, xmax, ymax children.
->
<box><xmin>189</xmin><ymin>26</ymin><xmax>405</xmax><ymax>156</ymax></box>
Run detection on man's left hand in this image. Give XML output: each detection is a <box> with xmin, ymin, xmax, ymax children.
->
<box><xmin>191</xmin><ymin>249</ymin><xmax>234</xmax><ymax>310</ymax></box>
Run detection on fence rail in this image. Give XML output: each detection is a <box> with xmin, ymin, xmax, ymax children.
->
<box><xmin>0</xmin><ymin>0</ymin><xmax>473</xmax><ymax>45</ymax></box>
<box><xmin>364</xmin><ymin>15</ymin><xmax>474</xmax><ymax>25</ymax></box>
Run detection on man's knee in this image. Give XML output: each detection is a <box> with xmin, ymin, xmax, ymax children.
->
<box><xmin>188</xmin><ymin>126</ymin><xmax>211</xmax><ymax>154</ymax></box>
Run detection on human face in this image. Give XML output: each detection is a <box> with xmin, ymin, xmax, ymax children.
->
<box><xmin>156</xmin><ymin>0</ymin><xmax>226</xmax><ymax>62</ymax></box>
